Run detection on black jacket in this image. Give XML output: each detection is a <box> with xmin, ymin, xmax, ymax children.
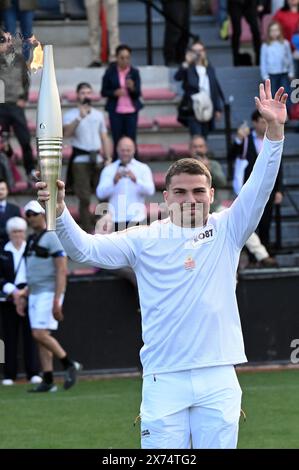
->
<box><xmin>101</xmin><ymin>62</ymin><xmax>143</xmax><ymax>113</ymax></box>
<box><xmin>0</xmin><ymin>250</ymin><xmax>16</xmax><ymax>290</ymax></box>
<box><xmin>0</xmin><ymin>202</ymin><xmax>21</xmax><ymax>247</ymax></box>
<box><xmin>230</xmin><ymin>132</ymin><xmax>283</xmax><ymax>193</ymax></box>
<box><xmin>175</xmin><ymin>63</ymin><xmax>223</xmax><ymax>124</ymax></box>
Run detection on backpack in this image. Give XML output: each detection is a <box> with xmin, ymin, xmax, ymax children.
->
<box><xmin>191</xmin><ymin>90</ymin><xmax>214</xmax><ymax>122</ymax></box>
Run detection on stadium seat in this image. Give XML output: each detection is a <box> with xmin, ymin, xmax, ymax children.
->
<box><xmin>10</xmin><ymin>181</ymin><xmax>28</xmax><ymax>193</ymax></box>
<box><xmin>261</xmin><ymin>14</ymin><xmax>273</xmax><ymax>41</ymax></box>
<box><xmin>71</xmin><ymin>268</ymin><xmax>98</xmax><ymax>276</ymax></box>
<box><xmin>142</xmin><ymin>88</ymin><xmax>176</xmax><ymax>100</ymax></box>
<box><xmin>168</xmin><ymin>143</ymin><xmax>190</xmax><ymax>158</ymax></box>
<box><xmin>62</xmin><ymin>145</ymin><xmax>72</xmax><ymax>159</ymax></box>
<box><xmin>137</xmin><ymin>144</ymin><xmax>168</xmax><ymax>161</ymax></box>
<box><xmin>27</xmin><ymin>120</ymin><xmax>36</xmax><ymax>133</ymax></box>
<box><xmin>154</xmin><ymin>115</ymin><xmax>182</xmax><ymax>128</ymax></box>
<box><xmin>28</xmin><ymin>90</ymin><xmax>39</xmax><ymax>103</ymax></box>
<box><xmin>138</xmin><ymin>115</ymin><xmax>154</xmax><ymax>128</ymax></box>
<box><xmin>153</xmin><ymin>172</ymin><xmax>166</xmax><ymax>190</ymax></box>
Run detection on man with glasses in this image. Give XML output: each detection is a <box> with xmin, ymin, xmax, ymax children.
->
<box><xmin>24</xmin><ymin>200</ymin><xmax>82</xmax><ymax>392</ymax></box>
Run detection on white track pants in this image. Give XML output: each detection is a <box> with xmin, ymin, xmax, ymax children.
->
<box><xmin>140</xmin><ymin>365</ymin><xmax>242</xmax><ymax>449</ymax></box>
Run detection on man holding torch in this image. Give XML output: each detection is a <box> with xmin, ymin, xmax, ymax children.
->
<box><xmin>37</xmin><ymin>80</ymin><xmax>286</xmax><ymax>447</ymax></box>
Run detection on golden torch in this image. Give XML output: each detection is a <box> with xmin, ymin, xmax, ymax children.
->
<box><xmin>36</xmin><ymin>45</ymin><xmax>62</xmax><ymax>231</ymax></box>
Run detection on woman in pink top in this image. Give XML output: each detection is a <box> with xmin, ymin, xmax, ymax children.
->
<box><xmin>101</xmin><ymin>44</ymin><xmax>143</xmax><ymax>158</ymax></box>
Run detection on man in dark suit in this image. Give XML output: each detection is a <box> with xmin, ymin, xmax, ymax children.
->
<box><xmin>0</xmin><ymin>179</ymin><xmax>21</xmax><ymax>247</ymax></box>
<box><xmin>230</xmin><ymin>110</ymin><xmax>283</xmax><ymax>250</ymax></box>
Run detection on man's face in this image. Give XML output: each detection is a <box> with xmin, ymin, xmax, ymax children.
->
<box><xmin>190</xmin><ymin>137</ymin><xmax>208</xmax><ymax>158</ymax></box>
<box><xmin>77</xmin><ymin>86</ymin><xmax>92</xmax><ymax>104</ymax></box>
<box><xmin>164</xmin><ymin>173</ymin><xmax>214</xmax><ymax>227</ymax></box>
<box><xmin>25</xmin><ymin>211</ymin><xmax>45</xmax><ymax>231</ymax></box>
<box><xmin>253</xmin><ymin>117</ymin><xmax>267</xmax><ymax>136</ymax></box>
<box><xmin>0</xmin><ymin>182</ymin><xmax>8</xmax><ymax>200</ymax></box>
<box><xmin>117</xmin><ymin>139</ymin><xmax>135</xmax><ymax>165</ymax></box>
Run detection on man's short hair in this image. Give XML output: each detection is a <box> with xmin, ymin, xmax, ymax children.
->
<box><xmin>115</xmin><ymin>44</ymin><xmax>132</xmax><ymax>56</ymax></box>
<box><xmin>165</xmin><ymin>158</ymin><xmax>212</xmax><ymax>189</ymax></box>
<box><xmin>76</xmin><ymin>82</ymin><xmax>92</xmax><ymax>93</ymax></box>
<box><xmin>251</xmin><ymin>110</ymin><xmax>262</xmax><ymax>122</ymax></box>
<box><xmin>0</xmin><ymin>178</ymin><xmax>8</xmax><ymax>187</ymax></box>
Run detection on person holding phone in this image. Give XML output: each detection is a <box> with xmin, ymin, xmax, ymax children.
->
<box><xmin>175</xmin><ymin>40</ymin><xmax>223</xmax><ymax>138</ymax></box>
<box><xmin>101</xmin><ymin>44</ymin><xmax>143</xmax><ymax>158</ymax></box>
<box><xmin>63</xmin><ymin>82</ymin><xmax>112</xmax><ymax>233</ymax></box>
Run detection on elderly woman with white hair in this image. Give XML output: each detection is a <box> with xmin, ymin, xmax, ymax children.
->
<box><xmin>0</xmin><ymin>216</ymin><xmax>41</xmax><ymax>386</ymax></box>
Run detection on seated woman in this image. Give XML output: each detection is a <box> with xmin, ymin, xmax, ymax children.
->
<box><xmin>175</xmin><ymin>40</ymin><xmax>223</xmax><ymax>138</ymax></box>
<box><xmin>0</xmin><ymin>216</ymin><xmax>40</xmax><ymax>385</ymax></box>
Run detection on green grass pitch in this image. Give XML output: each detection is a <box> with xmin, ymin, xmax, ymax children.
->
<box><xmin>0</xmin><ymin>370</ymin><xmax>298</xmax><ymax>448</ymax></box>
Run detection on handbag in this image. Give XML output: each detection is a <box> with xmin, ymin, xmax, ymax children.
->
<box><xmin>191</xmin><ymin>90</ymin><xmax>214</xmax><ymax>122</ymax></box>
<box><xmin>178</xmin><ymin>95</ymin><xmax>194</xmax><ymax>119</ymax></box>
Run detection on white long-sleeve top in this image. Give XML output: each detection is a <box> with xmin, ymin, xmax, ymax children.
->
<box><xmin>260</xmin><ymin>40</ymin><xmax>294</xmax><ymax>80</ymax></box>
<box><xmin>96</xmin><ymin>158</ymin><xmax>155</xmax><ymax>222</ymax></box>
<box><xmin>57</xmin><ymin>137</ymin><xmax>284</xmax><ymax>376</ymax></box>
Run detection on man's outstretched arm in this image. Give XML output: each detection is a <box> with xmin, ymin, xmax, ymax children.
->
<box><xmin>36</xmin><ymin>180</ymin><xmax>138</xmax><ymax>269</ymax></box>
<box><xmin>228</xmin><ymin>80</ymin><xmax>287</xmax><ymax>249</ymax></box>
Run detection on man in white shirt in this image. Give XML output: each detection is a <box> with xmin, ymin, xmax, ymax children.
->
<box><xmin>63</xmin><ymin>82</ymin><xmax>112</xmax><ymax>232</ymax></box>
<box><xmin>96</xmin><ymin>136</ymin><xmax>155</xmax><ymax>231</ymax></box>
<box><xmin>37</xmin><ymin>81</ymin><xmax>286</xmax><ymax>448</ymax></box>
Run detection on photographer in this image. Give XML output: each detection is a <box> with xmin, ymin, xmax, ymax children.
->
<box><xmin>175</xmin><ymin>40</ymin><xmax>223</xmax><ymax>138</ymax></box>
<box><xmin>101</xmin><ymin>44</ymin><xmax>142</xmax><ymax>157</ymax></box>
<box><xmin>63</xmin><ymin>82</ymin><xmax>112</xmax><ymax>233</ymax></box>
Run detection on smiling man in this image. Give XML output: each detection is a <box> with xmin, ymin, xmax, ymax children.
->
<box><xmin>37</xmin><ymin>80</ymin><xmax>286</xmax><ymax>449</ymax></box>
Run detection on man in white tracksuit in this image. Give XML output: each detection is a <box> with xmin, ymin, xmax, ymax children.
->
<box><xmin>37</xmin><ymin>81</ymin><xmax>286</xmax><ymax>448</ymax></box>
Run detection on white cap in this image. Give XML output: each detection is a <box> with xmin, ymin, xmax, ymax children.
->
<box><xmin>24</xmin><ymin>200</ymin><xmax>45</xmax><ymax>214</ymax></box>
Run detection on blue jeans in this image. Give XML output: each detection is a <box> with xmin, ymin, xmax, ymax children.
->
<box><xmin>187</xmin><ymin>117</ymin><xmax>211</xmax><ymax>138</ymax></box>
<box><xmin>3</xmin><ymin>0</ymin><xmax>35</xmax><ymax>59</ymax></box>
<box><xmin>217</xmin><ymin>0</ymin><xmax>228</xmax><ymax>26</ymax></box>
<box><xmin>109</xmin><ymin>111</ymin><xmax>138</xmax><ymax>158</ymax></box>
<box><xmin>269</xmin><ymin>73</ymin><xmax>291</xmax><ymax>111</ymax></box>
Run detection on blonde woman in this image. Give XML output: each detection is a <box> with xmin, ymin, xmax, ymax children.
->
<box><xmin>260</xmin><ymin>20</ymin><xmax>294</xmax><ymax>105</ymax></box>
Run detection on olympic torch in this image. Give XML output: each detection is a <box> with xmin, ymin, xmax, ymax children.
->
<box><xmin>36</xmin><ymin>45</ymin><xmax>62</xmax><ymax>231</ymax></box>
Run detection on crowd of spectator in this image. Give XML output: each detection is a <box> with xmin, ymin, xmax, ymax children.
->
<box><xmin>0</xmin><ymin>0</ymin><xmax>298</xmax><ymax>386</ymax></box>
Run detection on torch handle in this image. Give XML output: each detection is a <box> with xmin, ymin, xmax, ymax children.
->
<box><xmin>37</xmin><ymin>138</ymin><xmax>62</xmax><ymax>231</ymax></box>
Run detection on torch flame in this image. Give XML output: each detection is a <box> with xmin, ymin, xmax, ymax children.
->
<box><xmin>29</xmin><ymin>36</ymin><xmax>43</xmax><ymax>72</ymax></box>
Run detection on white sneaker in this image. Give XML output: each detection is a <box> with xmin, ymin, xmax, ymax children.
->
<box><xmin>2</xmin><ymin>379</ymin><xmax>14</xmax><ymax>386</ymax></box>
<box><xmin>30</xmin><ymin>375</ymin><xmax>43</xmax><ymax>384</ymax></box>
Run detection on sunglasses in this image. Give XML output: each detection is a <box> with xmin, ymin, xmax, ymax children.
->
<box><xmin>25</xmin><ymin>211</ymin><xmax>40</xmax><ymax>218</ymax></box>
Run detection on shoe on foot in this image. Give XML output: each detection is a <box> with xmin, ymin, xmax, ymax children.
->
<box><xmin>2</xmin><ymin>379</ymin><xmax>14</xmax><ymax>386</ymax></box>
<box><xmin>64</xmin><ymin>361</ymin><xmax>82</xmax><ymax>390</ymax></box>
<box><xmin>88</xmin><ymin>60</ymin><xmax>102</xmax><ymax>67</ymax></box>
<box><xmin>28</xmin><ymin>381</ymin><xmax>57</xmax><ymax>393</ymax></box>
<box><xmin>259</xmin><ymin>256</ymin><xmax>278</xmax><ymax>268</ymax></box>
<box><xmin>29</xmin><ymin>375</ymin><xmax>43</xmax><ymax>384</ymax></box>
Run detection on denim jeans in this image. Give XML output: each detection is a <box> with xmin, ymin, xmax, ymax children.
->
<box><xmin>3</xmin><ymin>0</ymin><xmax>35</xmax><ymax>60</ymax></box>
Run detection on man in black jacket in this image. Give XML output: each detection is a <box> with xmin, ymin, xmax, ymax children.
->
<box><xmin>230</xmin><ymin>110</ymin><xmax>283</xmax><ymax>249</ymax></box>
<box><xmin>0</xmin><ymin>30</ymin><xmax>35</xmax><ymax>180</ymax></box>
<box><xmin>0</xmin><ymin>179</ymin><xmax>21</xmax><ymax>247</ymax></box>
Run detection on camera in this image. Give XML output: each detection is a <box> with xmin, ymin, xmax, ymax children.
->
<box><xmin>82</xmin><ymin>97</ymin><xmax>92</xmax><ymax>106</ymax></box>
